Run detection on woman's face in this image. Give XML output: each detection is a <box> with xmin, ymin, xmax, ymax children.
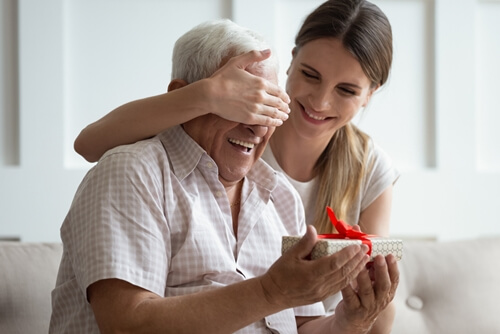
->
<box><xmin>285</xmin><ymin>38</ymin><xmax>377</xmax><ymax>142</ymax></box>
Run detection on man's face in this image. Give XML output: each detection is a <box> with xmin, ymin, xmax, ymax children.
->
<box><xmin>182</xmin><ymin>64</ymin><xmax>278</xmax><ymax>187</ymax></box>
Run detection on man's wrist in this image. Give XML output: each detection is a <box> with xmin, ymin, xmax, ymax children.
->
<box><xmin>330</xmin><ymin>314</ymin><xmax>375</xmax><ymax>334</ymax></box>
<box><xmin>257</xmin><ymin>274</ymin><xmax>288</xmax><ymax>309</ymax></box>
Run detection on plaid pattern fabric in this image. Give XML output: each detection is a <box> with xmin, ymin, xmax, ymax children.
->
<box><xmin>50</xmin><ymin>126</ymin><xmax>323</xmax><ymax>334</ymax></box>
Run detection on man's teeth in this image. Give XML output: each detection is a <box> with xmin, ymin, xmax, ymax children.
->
<box><xmin>228</xmin><ymin>139</ymin><xmax>255</xmax><ymax>149</ymax></box>
<box><xmin>305</xmin><ymin>109</ymin><xmax>326</xmax><ymax>121</ymax></box>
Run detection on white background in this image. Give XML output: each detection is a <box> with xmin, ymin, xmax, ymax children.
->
<box><xmin>1</xmin><ymin>0</ymin><xmax>499</xmax><ymax>242</ymax></box>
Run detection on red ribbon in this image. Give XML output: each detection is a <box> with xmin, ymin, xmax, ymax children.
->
<box><xmin>317</xmin><ymin>206</ymin><xmax>374</xmax><ymax>255</ymax></box>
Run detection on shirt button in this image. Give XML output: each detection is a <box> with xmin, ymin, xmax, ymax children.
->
<box><xmin>215</xmin><ymin>191</ymin><xmax>223</xmax><ymax>197</ymax></box>
<box><xmin>206</xmin><ymin>162</ymin><xmax>213</xmax><ymax>168</ymax></box>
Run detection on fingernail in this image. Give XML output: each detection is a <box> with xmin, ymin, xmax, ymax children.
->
<box><xmin>361</xmin><ymin>244</ymin><xmax>369</xmax><ymax>254</ymax></box>
<box><xmin>261</xmin><ymin>49</ymin><xmax>271</xmax><ymax>55</ymax></box>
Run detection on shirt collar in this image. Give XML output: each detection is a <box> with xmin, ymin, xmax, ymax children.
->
<box><xmin>159</xmin><ymin>125</ymin><xmax>206</xmax><ymax>181</ymax></box>
<box><xmin>159</xmin><ymin>125</ymin><xmax>278</xmax><ymax>191</ymax></box>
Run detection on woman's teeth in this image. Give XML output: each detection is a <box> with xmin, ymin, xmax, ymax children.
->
<box><xmin>305</xmin><ymin>109</ymin><xmax>326</xmax><ymax>121</ymax></box>
<box><xmin>228</xmin><ymin>139</ymin><xmax>255</xmax><ymax>151</ymax></box>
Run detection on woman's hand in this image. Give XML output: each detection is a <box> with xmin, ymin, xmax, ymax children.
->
<box><xmin>206</xmin><ymin>49</ymin><xmax>290</xmax><ymax>127</ymax></box>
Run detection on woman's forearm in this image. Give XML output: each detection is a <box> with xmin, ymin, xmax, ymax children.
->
<box><xmin>74</xmin><ymin>50</ymin><xmax>290</xmax><ymax>163</ymax></box>
<box><xmin>74</xmin><ymin>79</ymin><xmax>211</xmax><ymax>162</ymax></box>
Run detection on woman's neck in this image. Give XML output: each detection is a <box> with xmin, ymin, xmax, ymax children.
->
<box><xmin>270</xmin><ymin>125</ymin><xmax>331</xmax><ymax>182</ymax></box>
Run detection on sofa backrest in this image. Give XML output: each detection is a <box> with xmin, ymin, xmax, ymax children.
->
<box><xmin>392</xmin><ymin>237</ymin><xmax>500</xmax><ymax>334</ymax></box>
<box><xmin>2</xmin><ymin>238</ymin><xmax>500</xmax><ymax>333</ymax></box>
<box><xmin>0</xmin><ymin>242</ymin><xmax>62</xmax><ymax>334</ymax></box>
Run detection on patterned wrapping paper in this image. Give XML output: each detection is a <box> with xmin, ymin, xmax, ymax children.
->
<box><xmin>282</xmin><ymin>236</ymin><xmax>404</xmax><ymax>261</ymax></box>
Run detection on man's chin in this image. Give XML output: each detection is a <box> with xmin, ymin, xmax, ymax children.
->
<box><xmin>218</xmin><ymin>170</ymin><xmax>250</xmax><ymax>187</ymax></box>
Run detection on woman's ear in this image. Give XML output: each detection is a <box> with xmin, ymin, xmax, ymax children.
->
<box><xmin>362</xmin><ymin>84</ymin><xmax>381</xmax><ymax>107</ymax></box>
<box><xmin>167</xmin><ymin>79</ymin><xmax>188</xmax><ymax>92</ymax></box>
<box><xmin>286</xmin><ymin>47</ymin><xmax>298</xmax><ymax>75</ymax></box>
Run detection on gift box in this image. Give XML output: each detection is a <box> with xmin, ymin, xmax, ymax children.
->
<box><xmin>282</xmin><ymin>207</ymin><xmax>403</xmax><ymax>261</ymax></box>
<box><xmin>282</xmin><ymin>235</ymin><xmax>403</xmax><ymax>261</ymax></box>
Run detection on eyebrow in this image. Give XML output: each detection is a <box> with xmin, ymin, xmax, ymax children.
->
<box><xmin>300</xmin><ymin>63</ymin><xmax>363</xmax><ymax>90</ymax></box>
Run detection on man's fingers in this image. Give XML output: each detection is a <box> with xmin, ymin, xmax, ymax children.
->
<box><xmin>372</xmin><ymin>255</ymin><xmax>391</xmax><ymax>298</ymax></box>
<box><xmin>341</xmin><ymin>283</ymin><xmax>360</xmax><ymax>309</ymax></box>
<box><xmin>306</xmin><ymin>244</ymin><xmax>370</xmax><ymax>293</ymax></box>
<box><xmin>287</xmin><ymin>225</ymin><xmax>318</xmax><ymax>260</ymax></box>
<box><xmin>329</xmin><ymin>244</ymin><xmax>370</xmax><ymax>273</ymax></box>
<box><xmin>355</xmin><ymin>268</ymin><xmax>375</xmax><ymax>307</ymax></box>
<box><xmin>385</xmin><ymin>254</ymin><xmax>400</xmax><ymax>297</ymax></box>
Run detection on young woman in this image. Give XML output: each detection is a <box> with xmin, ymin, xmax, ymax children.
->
<box><xmin>75</xmin><ymin>1</ymin><xmax>399</xmax><ymax>332</ymax></box>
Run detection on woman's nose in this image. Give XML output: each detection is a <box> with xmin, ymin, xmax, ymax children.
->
<box><xmin>308</xmin><ymin>86</ymin><xmax>331</xmax><ymax>112</ymax></box>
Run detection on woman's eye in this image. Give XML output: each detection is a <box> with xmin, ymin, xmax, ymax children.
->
<box><xmin>339</xmin><ymin>87</ymin><xmax>356</xmax><ymax>95</ymax></box>
<box><xmin>302</xmin><ymin>70</ymin><xmax>318</xmax><ymax>80</ymax></box>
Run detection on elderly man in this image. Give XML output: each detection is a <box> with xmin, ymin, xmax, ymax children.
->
<box><xmin>49</xmin><ymin>19</ymin><xmax>371</xmax><ymax>334</ymax></box>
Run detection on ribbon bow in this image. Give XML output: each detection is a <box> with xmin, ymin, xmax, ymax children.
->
<box><xmin>318</xmin><ymin>206</ymin><xmax>375</xmax><ymax>255</ymax></box>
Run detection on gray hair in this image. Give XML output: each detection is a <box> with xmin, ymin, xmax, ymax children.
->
<box><xmin>171</xmin><ymin>19</ymin><xmax>278</xmax><ymax>83</ymax></box>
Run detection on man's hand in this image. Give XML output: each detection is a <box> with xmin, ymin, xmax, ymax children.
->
<box><xmin>334</xmin><ymin>254</ymin><xmax>400</xmax><ymax>333</ymax></box>
<box><xmin>207</xmin><ymin>49</ymin><xmax>290</xmax><ymax>127</ymax></box>
<box><xmin>260</xmin><ymin>225</ymin><xmax>370</xmax><ymax>308</ymax></box>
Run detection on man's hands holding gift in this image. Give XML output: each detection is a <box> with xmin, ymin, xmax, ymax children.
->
<box><xmin>265</xmin><ymin>221</ymin><xmax>400</xmax><ymax>334</ymax></box>
<box><xmin>260</xmin><ymin>225</ymin><xmax>370</xmax><ymax>308</ymax></box>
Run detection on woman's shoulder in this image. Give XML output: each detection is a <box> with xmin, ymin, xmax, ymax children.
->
<box><xmin>363</xmin><ymin>138</ymin><xmax>400</xmax><ymax>187</ymax></box>
<box><xmin>366</xmin><ymin>139</ymin><xmax>393</xmax><ymax>167</ymax></box>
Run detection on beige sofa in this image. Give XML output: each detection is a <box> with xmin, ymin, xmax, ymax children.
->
<box><xmin>1</xmin><ymin>238</ymin><xmax>499</xmax><ymax>333</ymax></box>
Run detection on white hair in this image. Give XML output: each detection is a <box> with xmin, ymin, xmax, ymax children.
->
<box><xmin>171</xmin><ymin>19</ymin><xmax>278</xmax><ymax>83</ymax></box>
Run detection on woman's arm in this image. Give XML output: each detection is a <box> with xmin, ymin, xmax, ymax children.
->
<box><xmin>358</xmin><ymin>185</ymin><xmax>393</xmax><ymax>237</ymax></box>
<box><xmin>75</xmin><ymin>49</ymin><xmax>290</xmax><ymax>162</ymax></box>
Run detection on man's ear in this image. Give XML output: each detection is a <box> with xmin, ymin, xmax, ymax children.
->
<box><xmin>167</xmin><ymin>79</ymin><xmax>189</xmax><ymax>92</ymax></box>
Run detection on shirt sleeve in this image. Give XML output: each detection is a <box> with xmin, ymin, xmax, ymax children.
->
<box><xmin>360</xmin><ymin>141</ymin><xmax>400</xmax><ymax>211</ymax></box>
<box><xmin>293</xmin><ymin>302</ymin><xmax>326</xmax><ymax>317</ymax></box>
<box><xmin>62</xmin><ymin>148</ymin><xmax>170</xmax><ymax>298</ymax></box>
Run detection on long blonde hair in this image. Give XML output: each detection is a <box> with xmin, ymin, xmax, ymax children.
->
<box><xmin>296</xmin><ymin>0</ymin><xmax>393</xmax><ymax>232</ymax></box>
<box><xmin>313</xmin><ymin>124</ymin><xmax>372</xmax><ymax>232</ymax></box>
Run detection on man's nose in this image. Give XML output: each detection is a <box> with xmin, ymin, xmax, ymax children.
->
<box><xmin>244</xmin><ymin>124</ymin><xmax>269</xmax><ymax>137</ymax></box>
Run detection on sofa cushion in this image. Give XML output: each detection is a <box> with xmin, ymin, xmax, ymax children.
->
<box><xmin>392</xmin><ymin>237</ymin><xmax>500</xmax><ymax>334</ymax></box>
<box><xmin>0</xmin><ymin>242</ymin><xmax>62</xmax><ymax>334</ymax></box>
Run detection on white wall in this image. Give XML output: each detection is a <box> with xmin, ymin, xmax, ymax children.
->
<box><xmin>1</xmin><ymin>0</ymin><xmax>499</xmax><ymax>242</ymax></box>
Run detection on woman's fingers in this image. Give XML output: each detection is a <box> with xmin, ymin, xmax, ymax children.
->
<box><xmin>221</xmin><ymin>50</ymin><xmax>290</xmax><ymax>125</ymax></box>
